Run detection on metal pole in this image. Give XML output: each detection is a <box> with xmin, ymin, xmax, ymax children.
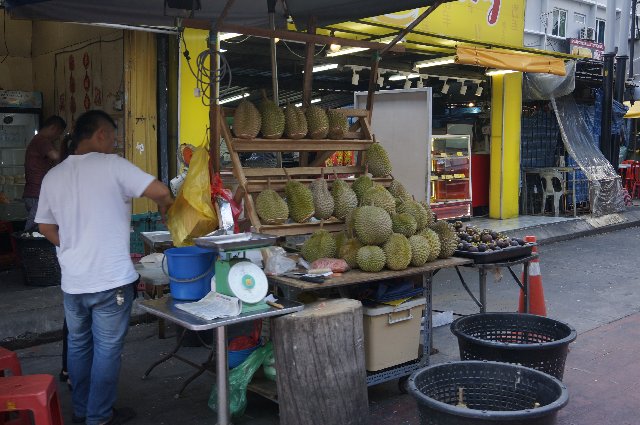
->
<box><xmin>216</xmin><ymin>326</ymin><xmax>230</xmax><ymax>425</ymax></box>
<box><xmin>630</xmin><ymin>0</ymin><xmax>638</xmax><ymax>79</ymax></box>
<box><xmin>601</xmin><ymin>53</ymin><xmax>615</xmax><ymax>163</ymax></box>
<box><xmin>157</xmin><ymin>34</ymin><xmax>169</xmax><ymax>185</ymax></box>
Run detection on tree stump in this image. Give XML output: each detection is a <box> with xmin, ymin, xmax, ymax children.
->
<box><xmin>273</xmin><ymin>298</ymin><xmax>369</xmax><ymax>425</ymax></box>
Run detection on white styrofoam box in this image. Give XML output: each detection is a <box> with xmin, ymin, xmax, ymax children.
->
<box><xmin>0</xmin><ymin>149</ymin><xmax>26</xmax><ymax>166</ymax></box>
<box><xmin>362</xmin><ymin>297</ymin><xmax>426</xmax><ymax>371</ymax></box>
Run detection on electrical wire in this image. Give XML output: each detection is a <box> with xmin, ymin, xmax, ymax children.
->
<box><xmin>281</xmin><ymin>40</ymin><xmax>327</xmax><ymax>59</ymax></box>
<box><xmin>180</xmin><ymin>30</ymin><xmax>233</xmax><ymax>107</ymax></box>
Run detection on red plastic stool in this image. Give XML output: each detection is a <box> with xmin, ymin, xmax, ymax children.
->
<box><xmin>0</xmin><ymin>348</ymin><xmax>22</xmax><ymax>377</ymax></box>
<box><xmin>0</xmin><ymin>375</ymin><xmax>63</xmax><ymax>425</ymax></box>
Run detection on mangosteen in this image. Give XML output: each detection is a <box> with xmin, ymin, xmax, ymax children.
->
<box><xmin>490</xmin><ymin>231</ymin><xmax>499</xmax><ymax>239</ymax></box>
<box><xmin>481</xmin><ymin>233</ymin><xmax>493</xmax><ymax>243</ymax></box>
<box><xmin>477</xmin><ymin>243</ymin><xmax>487</xmax><ymax>252</ymax></box>
<box><xmin>468</xmin><ymin>246</ymin><xmax>479</xmax><ymax>253</ymax></box>
<box><xmin>516</xmin><ymin>238</ymin><xmax>526</xmax><ymax>246</ymax></box>
<box><xmin>454</xmin><ymin>221</ymin><xmax>464</xmax><ymax>230</ymax></box>
<box><xmin>510</xmin><ymin>240</ymin><xmax>519</xmax><ymax>247</ymax></box>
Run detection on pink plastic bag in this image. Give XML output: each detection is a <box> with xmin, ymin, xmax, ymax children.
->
<box><xmin>310</xmin><ymin>258</ymin><xmax>350</xmax><ymax>273</ymax></box>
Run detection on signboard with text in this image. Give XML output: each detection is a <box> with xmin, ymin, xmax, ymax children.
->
<box><xmin>569</xmin><ymin>38</ymin><xmax>604</xmax><ymax>60</ymax></box>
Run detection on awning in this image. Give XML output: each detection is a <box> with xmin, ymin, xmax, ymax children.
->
<box><xmin>5</xmin><ymin>0</ymin><xmax>451</xmax><ymax>30</ymax></box>
<box><xmin>624</xmin><ymin>101</ymin><xmax>640</xmax><ymax>118</ymax></box>
<box><xmin>455</xmin><ymin>46</ymin><xmax>567</xmax><ymax>76</ymax></box>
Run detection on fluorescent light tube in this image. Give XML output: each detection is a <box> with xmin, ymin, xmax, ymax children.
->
<box><xmin>294</xmin><ymin>98</ymin><xmax>321</xmax><ymax>107</ymax></box>
<box><xmin>485</xmin><ymin>69</ymin><xmax>518</xmax><ymax>76</ymax></box>
<box><xmin>219</xmin><ymin>93</ymin><xmax>249</xmax><ymax>104</ymax></box>
<box><xmin>414</xmin><ymin>56</ymin><xmax>456</xmax><ymax>69</ymax></box>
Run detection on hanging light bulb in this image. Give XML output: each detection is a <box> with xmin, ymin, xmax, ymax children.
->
<box><xmin>329</xmin><ymin>31</ymin><xmax>341</xmax><ymax>52</ymax></box>
<box><xmin>404</xmin><ymin>78</ymin><xmax>412</xmax><ymax>90</ymax></box>
<box><xmin>377</xmin><ymin>72</ymin><xmax>385</xmax><ymax>86</ymax></box>
<box><xmin>460</xmin><ymin>83</ymin><xmax>467</xmax><ymax>95</ymax></box>
<box><xmin>417</xmin><ymin>78</ymin><xmax>424</xmax><ymax>88</ymax></box>
<box><xmin>475</xmin><ymin>85</ymin><xmax>483</xmax><ymax>96</ymax></box>
<box><xmin>352</xmin><ymin>69</ymin><xmax>360</xmax><ymax>85</ymax></box>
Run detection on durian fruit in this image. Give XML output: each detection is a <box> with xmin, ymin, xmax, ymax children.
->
<box><xmin>392</xmin><ymin>213</ymin><xmax>417</xmax><ymax>237</ymax></box>
<box><xmin>383</xmin><ymin>233</ymin><xmax>412</xmax><ymax>271</ymax></box>
<box><xmin>430</xmin><ymin>221</ymin><xmax>459</xmax><ymax>259</ymax></box>
<box><xmin>284</xmin><ymin>105</ymin><xmax>308</xmax><ymax>139</ymax></box>
<box><xmin>327</xmin><ymin>109</ymin><xmax>349</xmax><ymax>139</ymax></box>
<box><xmin>364</xmin><ymin>140</ymin><xmax>392</xmax><ymax>177</ymax></box>
<box><xmin>417</xmin><ymin>228</ymin><xmax>441</xmax><ymax>262</ymax></box>
<box><xmin>354</xmin><ymin>205</ymin><xmax>392</xmax><ymax>246</ymax></box>
<box><xmin>388</xmin><ymin>179</ymin><xmax>408</xmax><ymax>199</ymax></box>
<box><xmin>397</xmin><ymin>200</ymin><xmax>430</xmax><ymax>231</ymax></box>
<box><xmin>331</xmin><ymin>171</ymin><xmax>358</xmax><ymax>220</ymax></box>
<box><xmin>255</xmin><ymin>178</ymin><xmax>288</xmax><ymax>224</ymax></box>
<box><xmin>301</xmin><ymin>229</ymin><xmax>337</xmax><ymax>263</ymax></box>
<box><xmin>305</xmin><ymin>105</ymin><xmax>329</xmax><ymax>139</ymax></box>
<box><xmin>408</xmin><ymin>235</ymin><xmax>430</xmax><ymax>267</ymax></box>
<box><xmin>339</xmin><ymin>237</ymin><xmax>362</xmax><ymax>269</ymax></box>
<box><xmin>284</xmin><ymin>168</ymin><xmax>314</xmax><ymax>223</ymax></box>
<box><xmin>361</xmin><ymin>184</ymin><xmax>396</xmax><ymax>215</ymax></box>
<box><xmin>233</xmin><ymin>100</ymin><xmax>261</xmax><ymax>139</ymax></box>
<box><xmin>419</xmin><ymin>201</ymin><xmax>436</xmax><ymax>228</ymax></box>
<box><xmin>310</xmin><ymin>168</ymin><xmax>334</xmax><ymax>220</ymax></box>
<box><xmin>352</xmin><ymin>173</ymin><xmax>374</xmax><ymax>204</ymax></box>
<box><xmin>356</xmin><ymin>245</ymin><xmax>386</xmax><ymax>272</ymax></box>
<box><xmin>258</xmin><ymin>95</ymin><xmax>285</xmax><ymax>139</ymax></box>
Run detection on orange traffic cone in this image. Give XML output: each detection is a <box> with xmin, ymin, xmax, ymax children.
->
<box><xmin>518</xmin><ymin>235</ymin><xmax>547</xmax><ymax>316</ymax></box>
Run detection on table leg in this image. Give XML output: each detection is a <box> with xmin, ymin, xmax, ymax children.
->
<box><xmin>143</xmin><ymin>326</ymin><xmax>187</xmax><ymax>379</ymax></box>
<box><xmin>523</xmin><ymin>262</ymin><xmax>530</xmax><ymax>314</ymax></box>
<box><xmin>216</xmin><ymin>326</ymin><xmax>230</xmax><ymax>425</ymax></box>
<box><xmin>421</xmin><ymin>271</ymin><xmax>433</xmax><ymax>366</ymax></box>
<box><xmin>478</xmin><ymin>268</ymin><xmax>487</xmax><ymax>313</ymax></box>
<box><xmin>572</xmin><ymin>169</ymin><xmax>577</xmax><ymax>218</ymax></box>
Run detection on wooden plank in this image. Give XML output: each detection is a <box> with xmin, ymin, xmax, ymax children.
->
<box><xmin>258</xmin><ymin>221</ymin><xmax>346</xmax><ymax>236</ymax></box>
<box><xmin>309</xmin><ymin>152</ymin><xmax>337</xmax><ymax>168</ymax></box>
<box><xmin>219</xmin><ymin>111</ymin><xmax>248</xmax><ymax>189</ymax></box>
<box><xmin>334</xmin><ymin>108</ymin><xmax>369</xmax><ymax>118</ymax></box>
<box><xmin>181</xmin><ymin>21</ymin><xmax>406</xmax><ymax>53</ymax></box>
<box><xmin>245</xmin><ymin>176</ymin><xmax>392</xmax><ymax>193</ymax></box>
<box><xmin>269</xmin><ymin>257</ymin><xmax>474</xmax><ymax>291</ymax></box>
<box><xmin>243</xmin><ymin>166</ymin><xmax>365</xmax><ymax>177</ymax></box>
<box><xmin>232</xmin><ymin>139</ymin><xmax>373</xmax><ymax>152</ymax></box>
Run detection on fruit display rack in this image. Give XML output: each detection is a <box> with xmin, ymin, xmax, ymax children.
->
<box><xmin>219</xmin><ymin>107</ymin><xmax>389</xmax><ymax>236</ymax></box>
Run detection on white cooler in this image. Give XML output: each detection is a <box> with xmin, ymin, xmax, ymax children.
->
<box><xmin>362</xmin><ymin>297</ymin><xmax>426</xmax><ymax>371</ymax></box>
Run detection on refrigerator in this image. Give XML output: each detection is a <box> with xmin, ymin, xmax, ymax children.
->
<box><xmin>0</xmin><ymin>91</ymin><xmax>42</xmax><ymax>220</ymax></box>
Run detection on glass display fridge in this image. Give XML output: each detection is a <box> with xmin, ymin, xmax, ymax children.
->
<box><xmin>429</xmin><ymin>135</ymin><xmax>472</xmax><ymax>220</ymax></box>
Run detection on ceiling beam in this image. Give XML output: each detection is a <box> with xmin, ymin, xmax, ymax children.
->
<box><xmin>182</xmin><ymin>20</ymin><xmax>406</xmax><ymax>53</ymax></box>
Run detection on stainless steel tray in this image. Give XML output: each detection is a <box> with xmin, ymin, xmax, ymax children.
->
<box><xmin>193</xmin><ymin>232</ymin><xmax>278</xmax><ymax>252</ymax></box>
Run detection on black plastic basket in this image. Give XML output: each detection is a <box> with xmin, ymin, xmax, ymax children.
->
<box><xmin>451</xmin><ymin>313</ymin><xmax>576</xmax><ymax>380</ymax></box>
<box><xmin>12</xmin><ymin>233</ymin><xmax>61</xmax><ymax>287</ymax></box>
<box><xmin>408</xmin><ymin>361</ymin><xmax>569</xmax><ymax>425</ymax></box>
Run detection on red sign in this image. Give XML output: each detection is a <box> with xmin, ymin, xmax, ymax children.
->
<box><xmin>569</xmin><ymin>38</ymin><xmax>605</xmax><ymax>60</ymax></box>
<box><xmin>469</xmin><ymin>0</ymin><xmax>501</xmax><ymax>26</ymax></box>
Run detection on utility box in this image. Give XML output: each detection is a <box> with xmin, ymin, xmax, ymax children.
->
<box><xmin>362</xmin><ymin>298</ymin><xmax>426</xmax><ymax>371</ymax></box>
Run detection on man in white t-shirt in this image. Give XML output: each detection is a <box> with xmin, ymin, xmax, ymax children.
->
<box><xmin>36</xmin><ymin>110</ymin><xmax>173</xmax><ymax>425</ymax></box>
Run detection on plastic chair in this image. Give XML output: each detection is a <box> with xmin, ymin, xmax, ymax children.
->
<box><xmin>539</xmin><ymin>171</ymin><xmax>564</xmax><ymax>216</ymax></box>
<box><xmin>631</xmin><ymin>164</ymin><xmax>640</xmax><ymax>199</ymax></box>
<box><xmin>0</xmin><ymin>375</ymin><xmax>63</xmax><ymax>425</ymax></box>
<box><xmin>0</xmin><ymin>347</ymin><xmax>22</xmax><ymax>377</ymax></box>
<box><xmin>621</xmin><ymin>160</ymin><xmax>637</xmax><ymax>193</ymax></box>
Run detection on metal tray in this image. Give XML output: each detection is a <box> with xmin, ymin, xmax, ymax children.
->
<box><xmin>194</xmin><ymin>232</ymin><xmax>278</xmax><ymax>252</ymax></box>
<box><xmin>454</xmin><ymin>243</ymin><xmax>536</xmax><ymax>264</ymax></box>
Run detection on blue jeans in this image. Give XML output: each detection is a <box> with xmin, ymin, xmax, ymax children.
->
<box><xmin>64</xmin><ymin>282</ymin><xmax>135</xmax><ymax>425</ymax></box>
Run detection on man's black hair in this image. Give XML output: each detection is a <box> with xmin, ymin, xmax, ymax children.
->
<box><xmin>72</xmin><ymin>110</ymin><xmax>117</xmax><ymax>145</ymax></box>
<box><xmin>40</xmin><ymin>115</ymin><xmax>67</xmax><ymax>131</ymax></box>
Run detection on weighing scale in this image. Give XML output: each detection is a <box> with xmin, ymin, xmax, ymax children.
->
<box><xmin>194</xmin><ymin>232</ymin><xmax>278</xmax><ymax>313</ymax></box>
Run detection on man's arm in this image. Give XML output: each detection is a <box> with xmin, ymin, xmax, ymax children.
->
<box><xmin>142</xmin><ymin>180</ymin><xmax>174</xmax><ymax>222</ymax></box>
<box><xmin>45</xmin><ymin>148</ymin><xmax>61</xmax><ymax>163</ymax></box>
<box><xmin>38</xmin><ymin>223</ymin><xmax>60</xmax><ymax>247</ymax></box>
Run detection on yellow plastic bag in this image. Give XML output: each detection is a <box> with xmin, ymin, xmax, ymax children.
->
<box><xmin>167</xmin><ymin>147</ymin><xmax>218</xmax><ymax>246</ymax></box>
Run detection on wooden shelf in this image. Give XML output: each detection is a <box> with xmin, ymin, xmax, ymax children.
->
<box><xmin>231</xmin><ymin>138</ymin><xmax>373</xmax><ymax>152</ymax></box>
<box><xmin>220</xmin><ymin>107</ymin><xmax>376</xmax><ymax>236</ymax></box>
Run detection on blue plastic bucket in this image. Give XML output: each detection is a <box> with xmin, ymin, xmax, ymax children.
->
<box><xmin>228</xmin><ymin>344</ymin><xmax>260</xmax><ymax>369</ymax></box>
<box><xmin>164</xmin><ymin>246</ymin><xmax>216</xmax><ymax>301</ymax></box>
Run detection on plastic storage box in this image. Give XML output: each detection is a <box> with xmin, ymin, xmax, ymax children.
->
<box><xmin>362</xmin><ymin>297</ymin><xmax>426</xmax><ymax>371</ymax></box>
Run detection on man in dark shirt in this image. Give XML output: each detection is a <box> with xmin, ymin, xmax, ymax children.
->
<box><xmin>23</xmin><ymin>115</ymin><xmax>67</xmax><ymax>232</ymax></box>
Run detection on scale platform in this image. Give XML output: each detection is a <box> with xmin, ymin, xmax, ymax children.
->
<box><xmin>194</xmin><ymin>232</ymin><xmax>278</xmax><ymax>252</ymax></box>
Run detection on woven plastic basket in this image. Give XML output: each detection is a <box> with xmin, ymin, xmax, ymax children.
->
<box><xmin>13</xmin><ymin>233</ymin><xmax>61</xmax><ymax>287</ymax></box>
<box><xmin>450</xmin><ymin>313</ymin><xmax>577</xmax><ymax>380</ymax></box>
<box><xmin>408</xmin><ymin>361</ymin><xmax>569</xmax><ymax>425</ymax></box>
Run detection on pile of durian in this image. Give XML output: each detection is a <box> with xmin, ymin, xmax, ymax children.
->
<box><xmin>232</xmin><ymin>98</ymin><xmax>349</xmax><ymax>140</ymax></box>
<box><xmin>254</xmin><ymin>141</ymin><xmax>460</xmax><ymax>273</ymax></box>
